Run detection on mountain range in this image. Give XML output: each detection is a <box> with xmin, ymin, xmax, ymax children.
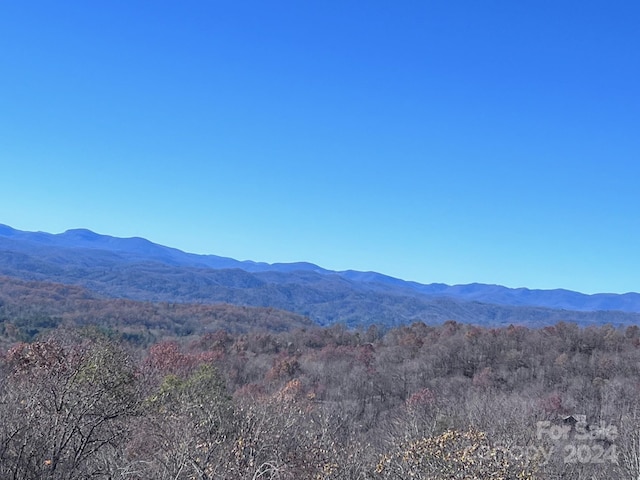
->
<box><xmin>1</xmin><ymin>223</ymin><xmax>639</xmax><ymax>328</ymax></box>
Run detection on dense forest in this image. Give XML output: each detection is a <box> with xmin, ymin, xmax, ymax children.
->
<box><xmin>0</xmin><ymin>276</ymin><xmax>314</xmax><ymax>347</ymax></box>
<box><xmin>2</xmin><ymin>319</ymin><xmax>640</xmax><ymax>479</ymax></box>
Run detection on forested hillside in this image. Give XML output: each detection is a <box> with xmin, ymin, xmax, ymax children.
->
<box><xmin>1</xmin><ymin>227</ymin><xmax>638</xmax><ymax>479</ymax></box>
<box><xmin>0</xmin><ymin>276</ymin><xmax>313</xmax><ymax>347</ymax></box>
<box><xmin>3</xmin><ymin>224</ymin><xmax>640</xmax><ymax>328</ymax></box>
<box><xmin>1</xmin><ymin>320</ymin><xmax>639</xmax><ymax>479</ymax></box>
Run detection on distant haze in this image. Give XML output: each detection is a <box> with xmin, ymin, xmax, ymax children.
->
<box><xmin>2</xmin><ymin>224</ymin><xmax>640</xmax><ymax>328</ymax></box>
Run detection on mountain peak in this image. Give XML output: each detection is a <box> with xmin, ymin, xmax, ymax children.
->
<box><xmin>63</xmin><ymin>228</ymin><xmax>100</xmax><ymax>238</ymax></box>
<box><xmin>0</xmin><ymin>224</ymin><xmax>17</xmax><ymax>236</ymax></box>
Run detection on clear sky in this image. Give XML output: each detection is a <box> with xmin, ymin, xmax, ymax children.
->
<box><xmin>1</xmin><ymin>1</ymin><xmax>638</xmax><ymax>294</ymax></box>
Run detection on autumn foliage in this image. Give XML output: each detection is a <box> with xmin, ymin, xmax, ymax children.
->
<box><xmin>2</xmin><ymin>320</ymin><xmax>640</xmax><ymax>478</ymax></box>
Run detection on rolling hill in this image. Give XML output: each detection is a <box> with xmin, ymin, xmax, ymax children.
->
<box><xmin>1</xmin><ymin>223</ymin><xmax>639</xmax><ymax>328</ymax></box>
<box><xmin>0</xmin><ymin>275</ymin><xmax>314</xmax><ymax>345</ymax></box>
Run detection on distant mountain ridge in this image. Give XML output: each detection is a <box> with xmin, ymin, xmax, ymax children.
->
<box><xmin>1</xmin><ymin>223</ymin><xmax>639</xmax><ymax>327</ymax></box>
<box><xmin>0</xmin><ymin>224</ymin><xmax>278</xmax><ymax>271</ymax></box>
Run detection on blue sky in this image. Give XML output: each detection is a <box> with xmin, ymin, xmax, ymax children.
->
<box><xmin>1</xmin><ymin>1</ymin><xmax>638</xmax><ymax>294</ymax></box>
